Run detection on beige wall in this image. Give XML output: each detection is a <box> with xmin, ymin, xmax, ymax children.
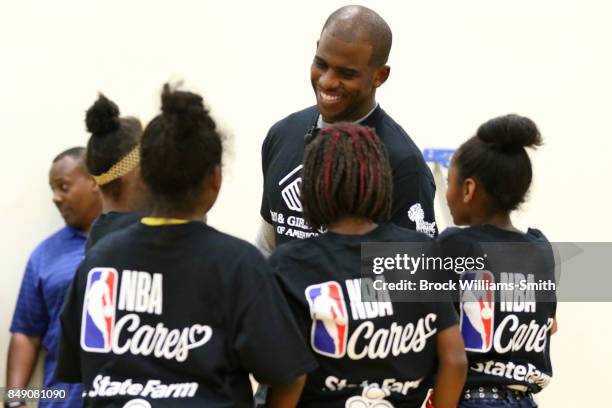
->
<box><xmin>1</xmin><ymin>1</ymin><xmax>610</xmax><ymax>406</ymax></box>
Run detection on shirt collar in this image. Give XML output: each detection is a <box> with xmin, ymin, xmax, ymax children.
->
<box><xmin>64</xmin><ymin>225</ymin><xmax>87</xmax><ymax>239</ymax></box>
<box><xmin>317</xmin><ymin>102</ymin><xmax>379</xmax><ymax>128</ymax></box>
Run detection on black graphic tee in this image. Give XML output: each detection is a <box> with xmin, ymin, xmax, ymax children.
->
<box><xmin>270</xmin><ymin>223</ymin><xmax>458</xmax><ymax>408</ymax></box>
<box><xmin>437</xmin><ymin>225</ymin><xmax>556</xmax><ymax>393</ymax></box>
<box><xmin>261</xmin><ymin>106</ymin><xmax>437</xmax><ymax>246</ymax></box>
<box><xmin>86</xmin><ymin>212</ymin><xmax>142</xmax><ymax>251</ymax></box>
<box><xmin>56</xmin><ymin>221</ymin><xmax>317</xmax><ymax>407</ymax></box>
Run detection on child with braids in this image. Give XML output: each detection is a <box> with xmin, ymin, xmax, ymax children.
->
<box><xmin>83</xmin><ymin>94</ymin><xmax>148</xmax><ymax>250</ymax></box>
<box><xmin>56</xmin><ymin>85</ymin><xmax>316</xmax><ymax>407</ymax></box>
<box><xmin>270</xmin><ymin>123</ymin><xmax>467</xmax><ymax>408</ymax></box>
<box><xmin>439</xmin><ymin>114</ymin><xmax>557</xmax><ymax>407</ymax></box>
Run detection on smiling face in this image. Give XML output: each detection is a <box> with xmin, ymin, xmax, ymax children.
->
<box><xmin>49</xmin><ymin>155</ymin><xmax>101</xmax><ymax>232</ymax></box>
<box><xmin>310</xmin><ymin>31</ymin><xmax>389</xmax><ymax>123</ymax></box>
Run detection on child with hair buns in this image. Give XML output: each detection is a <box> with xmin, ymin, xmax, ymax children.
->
<box><xmin>83</xmin><ymin>94</ymin><xmax>148</xmax><ymax>250</ymax></box>
<box><xmin>439</xmin><ymin>114</ymin><xmax>557</xmax><ymax>408</ymax></box>
<box><xmin>56</xmin><ymin>85</ymin><xmax>316</xmax><ymax>408</ymax></box>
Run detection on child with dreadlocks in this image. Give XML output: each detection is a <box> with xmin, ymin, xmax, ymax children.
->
<box><xmin>269</xmin><ymin>123</ymin><xmax>467</xmax><ymax>408</ymax></box>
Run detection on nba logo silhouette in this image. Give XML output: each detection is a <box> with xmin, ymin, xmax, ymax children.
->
<box><xmin>80</xmin><ymin>267</ymin><xmax>118</xmax><ymax>353</ymax></box>
<box><xmin>460</xmin><ymin>270</ymin><xmax>495</xmax><ymax>353</ymax></box>
<box><xmin>305</xmin><ymin>281</ymin><xmax>348</xmax><ymax>358</ymax></box>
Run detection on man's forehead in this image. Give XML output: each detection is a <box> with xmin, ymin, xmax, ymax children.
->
<box><xmin>50</xmin><ymin>156</ymin><xmax>84</xmax><ymax>179</ymax></box>
<box><xmin>316</xmin><ymin>31</ymin><xmax>374</xmax><ymax>67</ymax></box>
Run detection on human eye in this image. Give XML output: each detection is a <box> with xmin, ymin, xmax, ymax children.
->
<box><xmin>339</xmin><ymin>69</ymin><xmax>358</xmax><ymax>79</ymax></box>
<box><xmin>313</xmin><ymin>57</ymin><xmax>327</xmax><ymax>69</ymax></box>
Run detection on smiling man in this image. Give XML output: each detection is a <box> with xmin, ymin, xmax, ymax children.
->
<box><xmin>6</xmin><ymin>147</ymin><xmax>101</xmax><ymax>408</ymax></box>
<box><xmin>258</xmin><ymin>5</ymin><xmax>438</xmax><ymax>254</ymax></box>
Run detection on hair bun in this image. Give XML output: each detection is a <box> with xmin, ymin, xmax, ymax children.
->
<box><xmin>160</xmin><ymin>83</ymin><xmax>215</xmax><ymax>138</ymax></box>
<box><xmin>477</xmin><ymin>114</ymin><xmax>543</xmax><ymax>152</ymax></box>
<box><xmin>161</xmin><ymin>84</ymin><xmax>205</xmax><ymax>116</ymax></box>
<box><xmin>85</xmin><ymin>94</ymin><xmax>120</xmax><ymax>136</ymax></box>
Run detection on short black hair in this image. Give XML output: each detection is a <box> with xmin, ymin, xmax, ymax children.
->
<box><xmin>140</xmin><ymin>84</ymin><xmax>222</xmax><ymax>214</ymax></box>
<box><xmin>301</xmin><ymin>123</ymin><xmax>392</xmax><ymax>229</ymax></box>
<box><xmin>453</xmin><ymin>114</ymin><xmax>543</xmax><ymax>212</ymax></box>
<box><xmin>53</xmin><ymin>147</ymin><xmax>86</xmax><ymax>164</ymax></box>
<box><xmin>322</xmin><ymin>5</ymin><xmax>392</xmax><ymax>66</ymax></box>
<box><xmin>85</xmin><ymin>94</ymin><xmax>143</xmax><ymax>198</ymax></box>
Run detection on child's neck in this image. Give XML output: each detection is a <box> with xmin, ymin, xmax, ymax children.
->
<box><xmin>327</xmin><ymin>216</ymin><xmax>377</xmax><ymax>235</ymax></box>
<box><xmin>471</xmin><ymin>212</ymin><xmax>522</xmax><ymax>233</ymax></box>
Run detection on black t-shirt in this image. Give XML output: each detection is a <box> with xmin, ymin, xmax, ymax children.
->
<box><xmin>260</xmin><ymin>106</ymin><xmax>437</xmax><ymax>246</ymax></box>
<box><xmin>56</xmin><ymin>221</ymin><xmax>317</xmax><ymax>407</ymax></box>
<box><xmin>270</xmin><ymin>223</ymin><xmax>458</xmax><ymax>408</ymax></box>
<box><xmin>86</xmin><ymin>212</ymin><xmax>142</xmax><ymax>251</ymax></box>
<box><xmin>437</xmin><ymin>225</ymin><xmax>556</xmax><ymax>393</ymax></box>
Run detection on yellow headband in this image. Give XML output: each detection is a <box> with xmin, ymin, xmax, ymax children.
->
<box><xmin>92</xmin><ymin>145</ymin><xmax>140</xmax><ymax>186</ymax></box>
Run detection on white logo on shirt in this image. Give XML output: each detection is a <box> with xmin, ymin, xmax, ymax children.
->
<box><xmin>279</xmin><ymin>165</ymin><xmax>303</xmax><ymax>212</ymax></box>
<box><xmin>81</xmin><ymin>269</ymin><xmax>214</xmax><ymax>362</ymax></box>
<box><xmin>122</xmin><ymin>399</ymin><xmax>151</xmax><ymax>408</ymax></box>
<box><xmin>87</xmin><ymin>375</ymin><xmax>198</xmax><ymax>399</ymax></box>
<box><xmin>408</xmin><ymin>203</ymin><xmax>436</xmax><ymax>237</ymax></box>
<box><xmin>345</xmin><ymin>385</ymin><xmax>394</xmax><ymax>407</ymax></box>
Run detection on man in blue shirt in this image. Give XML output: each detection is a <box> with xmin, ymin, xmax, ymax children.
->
<box><xmin>6</xmin><ymin>147</ymin><xmax>101</xmax><ymax>408</ymax></box>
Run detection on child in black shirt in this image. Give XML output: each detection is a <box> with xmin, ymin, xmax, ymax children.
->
<box><xmin>83</xmin><ymin>94</ymin><xmax>147</xmax><ymax>250</ymax></box>
<box><xmin>56</xmin><ymin>85</ymin><xmax>317</xmax><ymax>407</ymax></box>
<box><xmin>439</xmin><ymin>114</ymin><xmax>557</xmax><ymax>407</ymax></box>
<box><xmin>270</xmin><ymin>123</ymin><xmax>467</xmax><ymax>407</ymax></box>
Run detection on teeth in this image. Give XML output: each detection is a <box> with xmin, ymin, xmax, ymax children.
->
<box><xmin>320</xmin><ymin>91</ymin><xmax>340</xmax><ymax>102</ymax></box>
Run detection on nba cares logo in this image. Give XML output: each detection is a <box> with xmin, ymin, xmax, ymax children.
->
<box><xmin>460</xmin><ymin>270</ymin><xmax>495</xmax><ymax>353</ymax></box>
<box><xmin>81</xmin><ymin>267</ymin><xmax>118</xmax><ymax>353</ymax></box>
<box><xmin>305</xmin><ymin>281</ymin><xmax>348</xmax><ymax>358</ymax></box>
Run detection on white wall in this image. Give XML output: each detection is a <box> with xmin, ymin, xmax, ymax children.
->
<box><xmin>1</xmin><ymin>1</ymin><xmax>610</xmax><ymax>406</ymax></box>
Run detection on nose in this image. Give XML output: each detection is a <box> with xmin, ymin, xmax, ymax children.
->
<box><xmin>318</xmin><ymin>69</ymin><xmax>339</xmax><ymax>90</ymax></box>
<box><xmin>52</xmin><ymin>189</ymin><xmax>63</xmax><ymax>205</ymax></box>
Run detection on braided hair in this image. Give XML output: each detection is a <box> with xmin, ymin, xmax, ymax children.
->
<box><xmin>301</xmin><ymin>123</ymin><xmax>392</xmax><ymax>230</ymax></box>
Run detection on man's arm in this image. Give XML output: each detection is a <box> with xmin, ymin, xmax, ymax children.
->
<box><xmin>5</xmin><ymin>333</ymin><xmax>41</xmax><ymax>407</ymax></box>
<box><xmin>7</xmin><ymin>255</ymin><xmax>48</xmax><ymax>398</ymax></box>
<box><xmin>255</xmin><ymin>219</ymin><xmax>276</xmax><ymax>257</ymax></box>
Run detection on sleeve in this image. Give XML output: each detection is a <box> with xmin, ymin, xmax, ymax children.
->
<box><xmin>389</xmin><ymin>158</ymin><xmax>438</xmax><ymax>237</ymax></box>
<box><xmin>10</xmin><ymin>255</ymin><xmax>50</xmax><ymax>336</ymax></box>
<box><xmin>255</xmin><ymin>219</ymin><xmax>276</xmax><ymax>257</ymax></box>
<box><xmin>435</xmin><ymin>297</ymin><xmax>459</xmax><ymax>333</ymax></box>
<box><xmin>232</xmin><ymin>251</ymin><xmax>317</xmax><ymax>385</ymax></box>
<box><xmin>54</xmin><ymin>267</ymin><xmax>85</xmax><ymax>382</ymax></box>
<box><xmin>259</xmin><ymin>129</ymin><xmax>274</xmax><ymax>223</ymax></box>
<box><xmin>268</xmin><ymin>252</ymin><xmax>311</xmax><ymax>341</ymax></box>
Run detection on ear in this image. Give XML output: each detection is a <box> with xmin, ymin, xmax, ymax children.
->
<box><xmin>463</xmin><ymin>177</ymin><xmax>476</xmax><ymax>203</ymax></box>
<box><xmin>88</xmin><ymin>176</ymin><xmax>100</xmax><ymax>193</ymax></box>
<box><xmin>373</xmin><ymin>65</ymin><xmax>390</xmax><ymax>88</ymax></box>
<box><xmin>210</xmin><ymin>165</ymin><xmax>222</xmax><ymax>193</ymax></box>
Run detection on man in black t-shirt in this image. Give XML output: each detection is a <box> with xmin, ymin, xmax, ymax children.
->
<box><xmin>257</xmin><ymin>5</ymin><xmax>437</xmax><ymax>254</ymax></box>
